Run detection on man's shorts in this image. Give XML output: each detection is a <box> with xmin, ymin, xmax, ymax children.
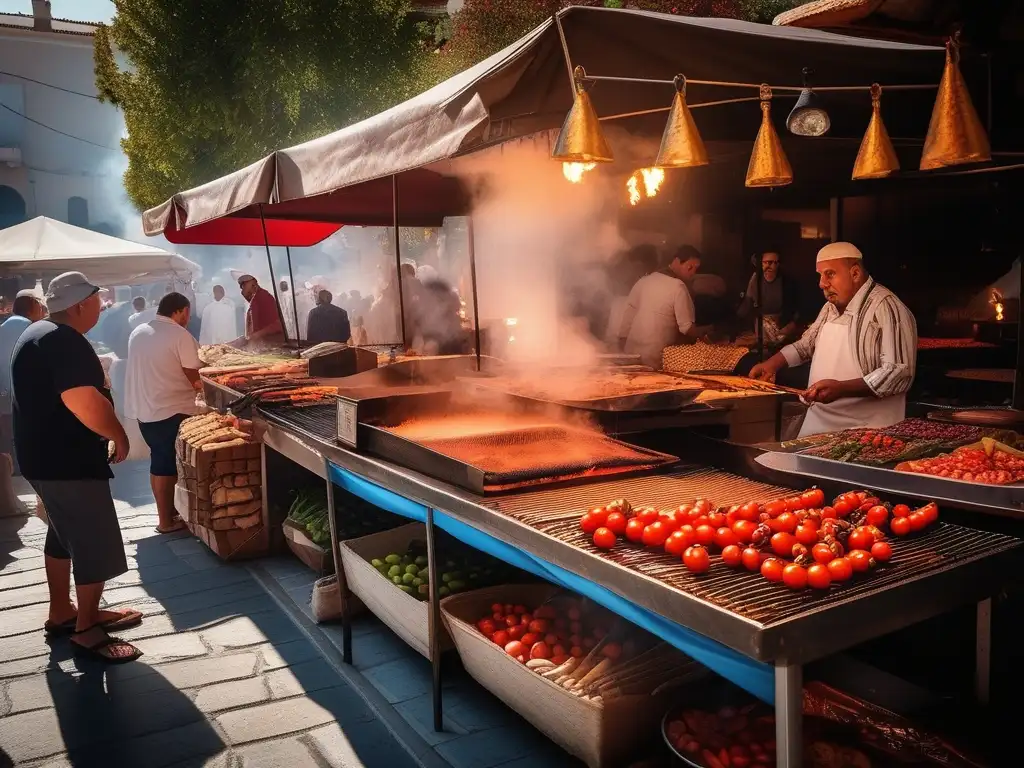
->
<box><xmin>30</xmin><ymin>479</ymin><xmax>127</xmax><ymax>585</ymax></box>
<box><xmin>138</xmin><ymin>413</ymin><xmax>189</xmax><ymax>477</ymax></box>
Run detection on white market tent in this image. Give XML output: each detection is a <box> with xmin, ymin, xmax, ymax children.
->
<box><xmin>0</xmin><ymin>216</ymin><xmax>199</xmax><ymax>287</ymax></box>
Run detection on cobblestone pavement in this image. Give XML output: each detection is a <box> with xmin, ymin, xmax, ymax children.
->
<box><xmin>0</xmin><ymin>462</ymin><xmax>425</xmax><ymax>767</ymax></box>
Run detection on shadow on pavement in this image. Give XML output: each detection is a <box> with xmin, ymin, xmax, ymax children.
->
<box><xmin>41</xmin><ymin>640</ymin><xmax>225</xmax><ymax>767</ymax></box>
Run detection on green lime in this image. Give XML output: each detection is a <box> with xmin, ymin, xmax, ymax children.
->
<box><xmin>387</xmin><ymin>565</ymin><xmax>402</xmax><ymax>577</ymax></box>
<box><xmin>391</xmin><ymin>575</ymin><xmax>404</xmax><ymax>585</ymax></box>
<box><xmin>402</xmin><ymin>572</ymin><xmax>416</xmax><ymax>585</ymax></box>
<box><xmin>405</xmin><ymin>564</ymin><xmax>419</xmax><ymax>576</ymax></box>
<box><xmin>384</xmin><ymin>554</ymin><xmax>401</xmax><ymax>565</ymax></box>
<box><xmin>414</xmin><ymin>555</ymin><xmax>428</xmax><ymax>567</ymax></box>
<box><xmin>412</xmin><ymin>577</ymin><xmax>424</xmax><ymax>587</ymax></box>
<box><xmin>398</xmin><ymin>585</ymin><xmax>414</xmax><ymax>594</ymax></box>
<box><xmin>438</xmin><ymin>586</ymin><xmax>450</xmax><ymax>597</ymax></box>
<box><xmin>447</xmin><ymin>580</ymin><xmax>466</xmax><ymax>591</ymax></box>
<box><xmin>370</xmin><ymin>558</ymin><xmax>384</xmax><ymax>568</ymax></box>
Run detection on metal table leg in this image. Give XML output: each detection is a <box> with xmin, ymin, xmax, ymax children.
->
<box><xmin>775</xmin><ymin>662</ymin><xmax>802</xmax><ymax>768</ymax></box>
<box><xmin>975</xmin><ymin>597</ymin><xmax>992</xmax><ymax>705</ymax></box>
<box><xmin>324</xmin><ymin>460</ymin><xmax>353</xmax><ymax>665</ymax></box>
<box><xmin>425</xmin><ymin>506</ymin><xmax>444</xmax><ymax>732</ymax></box>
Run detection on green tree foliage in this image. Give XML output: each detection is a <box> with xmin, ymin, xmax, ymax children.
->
<box><xmin>95</xmin><ymin>0</ymin><xmax>422</xmax><ymax>210</ymax></box>
<box><xmin>418</xmin><ymin>0</ymin><xmax>801</xmax><ymax>84</ymax></box>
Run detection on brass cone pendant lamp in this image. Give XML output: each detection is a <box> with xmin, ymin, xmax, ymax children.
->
<box><xmin>655</xmin><ymin>75</ymin><xmax>708</xmax><ymax>168</ymax></box>
<box><xmin>745</xmin><ymin>85</ymin><xmax>793</xmax><ymax>188</ymax></box>
<box><xmin>552</xmin><ymin>66</ymin><xmax>613</xmax><ymax>164</ymax></box>
<box><xmin>853</xmin><ymin>84</ymin><xmax>900</xmax><ymax>180</ymax></box>
<box><xmin>920</xmin><ymin>35</ymin><xmax>991</xmax><ymax>170</ymax></box>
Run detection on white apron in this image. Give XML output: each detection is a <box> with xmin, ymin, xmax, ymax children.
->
<box><xmin>798</xmin><ymin>314</ymin><xmax>905</xmax><ymax>438</ymax></box>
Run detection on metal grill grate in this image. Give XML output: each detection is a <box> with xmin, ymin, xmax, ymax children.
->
<box><xmin>259</xmin><ymin>403</ymin><xmax>337</xmax><ymax>442</ymax></box>
<box><xmin>487</xmin><ymin>468</ymin><xmax>1021</xmax><ymax>624</ymax></box>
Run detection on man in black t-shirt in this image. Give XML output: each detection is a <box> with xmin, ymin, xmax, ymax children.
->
<box><xmin>12</xmin><ymin>271</ymin><xmax>143</xmax><ymax>663</ymax></box>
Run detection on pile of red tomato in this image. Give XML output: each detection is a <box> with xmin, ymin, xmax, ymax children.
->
<box><xmin>579</xmin><ymin>488</ymin><xmax>940</xmax><ymax>590</ymax></box>
<box><xmin>475</xmin><ymin>601</ymin><xmax>618</xmax><ymax>666</ymax></box>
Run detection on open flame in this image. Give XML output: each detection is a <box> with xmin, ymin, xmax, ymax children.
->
<box><xmin>562</xmin><ymin>162</ymin><xmax>596</xmax><ymax>183</ymax></box>
<box><xmin>992</xmin><ymin>291</ymin><xmax>1004</xmax><ymax>321</ymax></box>
<box><xmin>626</xmin><ymin>167</ymin><xmax>665</xmax><ymax>205</ymax></box>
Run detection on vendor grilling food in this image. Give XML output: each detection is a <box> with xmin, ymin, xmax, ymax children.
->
<box><xmin>737</xmin><ymin>250</ymin><xmax>800</xmax><ymax>344</ymax></box>
<box><xmin>750</xmin><ymin>242</ymin><xmax>917</xmax><ymax>437</ymax></box>
<box><xmin>234</xmin><ymin>274</ymin><xmax>283</xmax><ymax>346</ymax></box>
<box><xmin>618</xmin><ymin>245</ymin><xmax>715</xmax><ymax>369</ymax></box>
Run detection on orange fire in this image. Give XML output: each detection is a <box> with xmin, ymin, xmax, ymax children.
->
<box><xmin>626</xmin><ymin>167</ymin><xmax>665</xmax><ymax>205</ymax></box>
<box><xmin>562</xmin><ymin>162</ymin><xmax>596</xmax><ymax>183</ymax></box>
<box><xmin>992</xmin><ymin>292</ymin><xmax>1004</xmax><ymax>321</ymax></box>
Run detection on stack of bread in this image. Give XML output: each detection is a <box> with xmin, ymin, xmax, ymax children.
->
<box><xmin>175</xmin><ymin>413</ymin><xmax>262</xmax><ymax>532</ymax></box>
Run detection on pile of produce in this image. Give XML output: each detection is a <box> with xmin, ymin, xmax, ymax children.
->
<box><xmin>285</xmin><ymin>489</ymin><xmax>402</xmax><ymax>549</ymax></box>
<box><xmin>896</xmin><ymin>437</ymin><xmax>1024</xmax><ymax>484</ymax></box>
<box><xmin>664</xmin><ymin>680</ymin><xmax>986</xmax><ymax>768</ymax></box>
<box><xmin>580</xmin><ymin>488</ymin><xmax>941</xmax><ymax>590</ymax></box>
<box><xmin>474</xmin><ymin>595</ymin><xmax>696</xmax><ymax>701</ymax></box>
<box><xmin>368</xmin><ymin>538</ymin><xmax>521</xmax><ymax>601</ymax></box>
<box><xmin>805</xmin><ymin>419</ymin><xmax>989</xmax><ymax>465</ymax></box>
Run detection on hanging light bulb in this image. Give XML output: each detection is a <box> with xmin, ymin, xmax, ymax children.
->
<box><xmin>655</xmin><ymin>75</ymin><xmax>708</xmax><ymax>168</ymax></box>
<box><xmin>787</xmin><ymin>68</ymin><xmax>830</xmax><ymax>137</ymax></box>
<box><xmin>746</xmin><ymin>85</ymin><xmax>793</xmax><ymax>188</ymax></box>
<box><xmin>920</xmin><ymin>33</ymin><xmax>991</xmax><ymax>170</ymax></box>
<box><xmin>552</xmin><ymin>66</ymin><xmax>613</xmax><ymax>164</ymax></box>
<box><xmin>852</xmin><ymin>84</ymin><xmax>900</xmax><ymax>180</ymax></box>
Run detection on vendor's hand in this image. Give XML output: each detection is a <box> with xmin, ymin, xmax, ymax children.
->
<box><xmin>110</xmin><ymin>433</ymin><xmax>130</xmax><ymax>464</ymax></box>
<box><xmin>803</xmin><ymin>379</ymin><xmax>845</xmax><ymax>404</ymax></box>
<box><xmin>749</xmin><ymin>363</ymin><xmax>776</xmax><ymax>382</ymax></box>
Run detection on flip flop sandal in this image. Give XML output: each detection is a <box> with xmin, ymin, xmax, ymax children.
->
<box><xmin>155</xmin><ymin>520</ymin><xmax>186</xmax><ymax>534</ymax></box>
<box><xmin>71</xmin><ymin>627</ymin><xmax>143</xmax><ymax>664</ymax></box>
<box><xmin>43</xmin><ymin>618</ymin><xmax>77</xmax><ymax>637</ymax></box>
<box><xmin>44</xmin><ymin>609</ymin><xmax>144</xmax><ymax>636</ymax></box>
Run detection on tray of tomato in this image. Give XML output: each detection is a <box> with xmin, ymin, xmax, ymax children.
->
<box><xmin>579</xmin><ymin>488</ymin><xmax>940</xmax><ymax>592</ymax></box>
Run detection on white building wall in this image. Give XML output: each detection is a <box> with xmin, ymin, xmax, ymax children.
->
<box><xmin>0</xmin><ymin>21</ymin><xmax>123</xmax><ymax>229</ymax></box>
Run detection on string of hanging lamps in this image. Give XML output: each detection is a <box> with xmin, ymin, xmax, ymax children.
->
<box><xmin>550</xmin><ymin>31</ymin><xmax>990</xmax><ymax>189</ymax></box>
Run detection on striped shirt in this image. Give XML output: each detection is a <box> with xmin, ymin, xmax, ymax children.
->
<box><xmin>781</xmin><ymin>277</ymin><xmax>917</xmax><ymax>398</ymax></box>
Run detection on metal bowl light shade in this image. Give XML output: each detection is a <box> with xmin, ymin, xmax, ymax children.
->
<box><xmin>551</xmin><ymin>66</ymin><xmax>614</xmax><ymax>164</ymax></box>
<box><xmin>786</xmin><ymin>87</ymin><xmax>830</xmax><ymax>137</ymax></box>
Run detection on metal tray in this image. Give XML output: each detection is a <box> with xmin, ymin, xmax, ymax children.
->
<box><xmin>755</xmin><ymin>450</ymin><xmax>1024</xmax><ymax>519</ymax></box>
<box><xmin>460</xmin><ymin>375</ymin><xmax>702</xmax><ymax>413</ymax></box>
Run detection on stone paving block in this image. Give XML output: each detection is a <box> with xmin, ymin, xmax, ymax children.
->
<box><xmin>362</xmin><ymin>657</ymin><xmax>434</xmax><ymax>704</ymax></box>
<box><xmin>131</xmin><ymin>631</ymin><xmax>208</xmax><ymax>664</ymax></box>
<box><xmin>393</xmin><ymin>692</ymin><xmax>467</xmax><ymax>746</ymax></box>
<box><xmin>0</xmin><ymin>601</ymin><xmax>48</xmax><ymax>637</ymax></box>
<box><xmin>194</xmin><ymin>675</ymin><xmax>270</xmax><ymax>713</ymax></box>
<box><xmin>0</xmin><ymin>653</ymin><xmax>55</xmax><ymax>680</ymax></box>
<box><xmin>309</xmin><ymin>720</ymin><xmax>420</xmax><ymax>768</ymax></box>
<box><xmin>67</xmin><ymin>716</ymin><xmax>227</xmax><ymax>768</ymax></box>
<box><xmin>276</xmin><ymin>571</ymin><xmax>317</xmax><ymax>591</ymax></box>
<box><xmin>443</xmin><ymin>683</ymin><xmax>525</xmax><ymax>733</ymax></box>
<box><xmin>0</xmin><ymin>554</ymin><xmax>44</xmax><ymax>574</ymax></box>
<box><xmin>266</xmin><ymin>658</ymin><xmax>341</xmax><ymax>699</ymax></box>
<box><xmin>0</xmin><ymin>707</ymin><xmax>64</xmax><ymax>763</ymax></box>
<box><xmin>113</xmin><ymin>652</ymin><xmax>258</xmax><ymax>694</ymax></box>
<box><xmin>106</xmin><ymin>560</ymin><xmax>196</xmax><ymax>587</ymax></box>
<box><xmin>436</xmin><ymin>726</ymin><xmax>554</xmax><ymax>768</ymax></box>
<box><xmin>259</xmin><ymin>556</ymin><xmax>313</xmax><ymax>581</ymax></box>
<box><xmin>0</xmin><ymin>565</ymin><xmax>48</xmax><ymax>589</ymax></box>
<box><xmin>0</xmin><ymin>581</ymin><xmax>54</xmax><ymax>610</ymax></box>
<box><xmin>169</xmin><ymin>538</ymin><xmax>211</xmax><ymax>557</ymax></box>
<box><xmin>259</xmin><ymin>638</ymin><xmax>322</xmax><ymax>671</ymax></box>
<box><xmin>217</xmin><ymin>685</ymin><xmax>373</xmax><ymax>744</ymax></box>
<box><xmin>181</xmin><ymin>552</ymin><xmax>225</xmax><ymax>571</ymax></box>
<box><xmin>202</xmin><ymin>612</ymin><xmax>304</xmax><ymax>650</ymax></box>
<box><xmin>237</xmin><ymin>735</ymin><xmax>318</xmax><ymax>767</ymax></box>
<box><xmin>0</xmin><ymin>627</ymin><xmax>54</xmax><ymax>662</ymax></box>
<box><xmin>347</xmin><ymin>625</ymin><xmax>421</xmax><ymax>672</ymax></box>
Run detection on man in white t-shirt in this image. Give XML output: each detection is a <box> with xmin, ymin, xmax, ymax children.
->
<box><xmin>125</xmin><ymin>292</ymin><xmax>202</xmax><ymax>533</ymax></box>
<box><xmin>618</xmin><ymin>245</ymin><xmax>714</xmax><ymax>369</ymax></box>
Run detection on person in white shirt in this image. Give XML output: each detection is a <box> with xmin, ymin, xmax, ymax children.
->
<box><xmin>199</xmin><ymin>284</ymin><xmax>239</xmax><ymax>344</ymax></box>
<box><xmin>125</xmin><ymin>292</ymin><xmax>203</xmax><ymax>534</ymax></box>
<box><xmin>128</xmin><ymin>296</ymin><xmax>156</xmax><ymax>330</ymax></box>
<box><xmin>618</xmin><ymin>245</ymin><xmax>714</xmax><ymax>369</ymax></box>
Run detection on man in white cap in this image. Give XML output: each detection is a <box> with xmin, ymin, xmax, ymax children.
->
<box><xmin>751</xmin><ymin>242</ymin><xmax>917</xmax><ymax>438</ymax></box>
<box><xmin>11</xmin><ymin>271</ymin><xmax>143</xmax><ymax>662</ymax></box>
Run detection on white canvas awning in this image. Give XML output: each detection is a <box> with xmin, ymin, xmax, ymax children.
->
<box><xmin>0</xmin><ymin>216</ymin><xmax>200</xmax><ymax>286</ymax></box>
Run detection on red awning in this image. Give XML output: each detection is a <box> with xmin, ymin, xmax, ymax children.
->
<box><xmin>160</xmin><ymin>217</ymin><xmax>343</xmax><ymax>247</ymax></box>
